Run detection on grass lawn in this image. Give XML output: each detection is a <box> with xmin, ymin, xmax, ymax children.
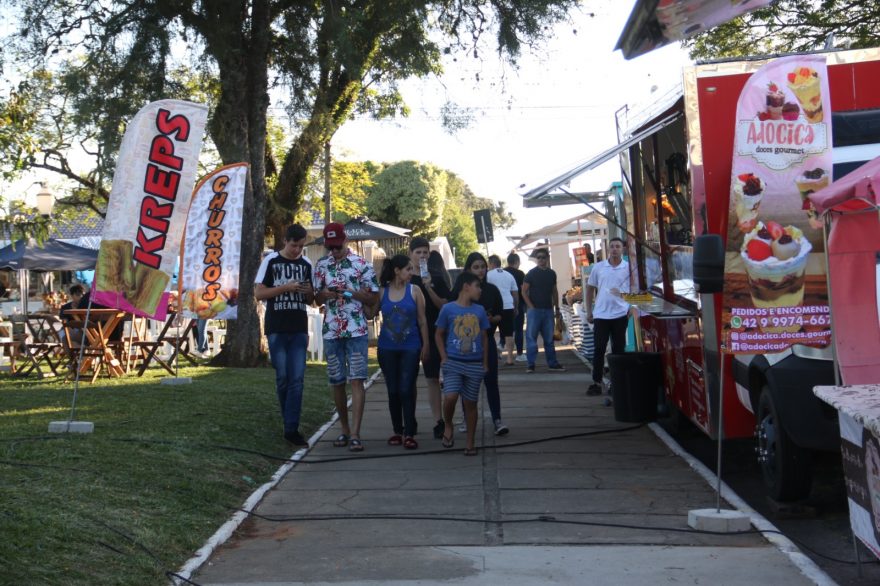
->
<box><xmin>0</xmin><ymin>357</ymin><xmax>374</xmax><ymax>585</ymax></box>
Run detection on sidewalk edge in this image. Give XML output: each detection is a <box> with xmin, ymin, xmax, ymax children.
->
<box><xmin>648</xmin><ymin>422</ymin><xmax>837</xmax><ymax>586</ymax></box>
<box><xmin>171</xmin><ymin>368</ymin><xmax>382</xmax><ymax>585</ymax></box>
<box><xmin>571</xmin><ymin>348</ymin><xmax>836</xmax><ymax>586</ymax></box>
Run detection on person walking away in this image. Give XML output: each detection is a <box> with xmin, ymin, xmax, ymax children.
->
<box><xmin>463</xmin><ymin>252</ymin><xmax>508</xmax><ymax>435</ymax></box>
<box><xmin>521</xmin><ymin>248</ymin><xmax>566</xmax><ymax>374</ymax></box>
<box><xmin>585</xmin><ymin>237</ymin><xmax>631</xmax><ymax>396</ymax></box>
<box><xmin>255</xmin><ymin>224</ymin><xmax>314</xmax><ymax>446</ymax></box>
<box><xmin>435</xmin><ymin>272</ymin><xmax>489</xmax><ymax>456</ymax></box>
<box><xmin>502</xmin><ymin>253</ymin><xmax>526</xmax><ymax>362</ymax></box>
<box><xmin>314</xmin><ymin>222</ymin><xmax>379</xmax><ymax>452</ymax></box>
<box><xmin>408</xmin><ymin>238</ymin><xmax>451</xmax><ymax>439</ymax></box>
<box><xmin>377</xmin><ymin>254</ymin><xmax>429</xmax><ymax>450</ymax></box>
<box><xmin>486</xmin><ymin>255</ymin><xmax>518</xmax><ymax>366</ymax></box>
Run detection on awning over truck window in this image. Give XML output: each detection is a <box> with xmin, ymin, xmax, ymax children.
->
<box><xmin>615</xmin><ymin>0</ymin><xmax>773</xmax><ymax>60</ymax></box>
<box><xmin>520</xmin><ymin>111</ymin><xmax>682</xmax><ymax>206</ymax></box>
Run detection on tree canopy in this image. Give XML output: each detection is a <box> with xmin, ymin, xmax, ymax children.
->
<box><xmin>1</xmin><ymin>0</ymin><xmax>580</xmax><ymax>365</ymax></box>
<box><xmin>686</xmin><ymin>1</ymin><xmax>880</xmax><ymax>60</ymax></box>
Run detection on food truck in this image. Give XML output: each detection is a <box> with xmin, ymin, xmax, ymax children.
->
<box><xmin>522</xmin><ymin>47</ymin><xmax>880</xmax><ymax>501</ymax></box>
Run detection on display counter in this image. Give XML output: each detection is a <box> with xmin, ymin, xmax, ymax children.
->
<box><xmin>814</xmin><ymin>384</ymin><xmax>880</xmax><ymax>560</ymax></box>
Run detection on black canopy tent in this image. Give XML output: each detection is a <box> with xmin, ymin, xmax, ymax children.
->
<box><xmin>0</xmin><ymin>239</ymin><xmax>98</xmax><ymax>271</ymax></box>
<box><xmin>0</xmin><ymin>239</ymin><xmax>98</xmax><ymax>314</ymax></box>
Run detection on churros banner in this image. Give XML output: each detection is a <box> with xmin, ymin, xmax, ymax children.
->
<box><xmin>93</xmin><ymin>100</ymin><xmax>208</xmax><ymax>320</ymax></box>
<box><xmin>180</xmin><ymin>163</ymin><xmax>247</xmax><ymax>320</ymax></box>
<box><xmin>723</xmin><ymin>55</ymin><xmax>833</xmax><ymax>354</ymax></box>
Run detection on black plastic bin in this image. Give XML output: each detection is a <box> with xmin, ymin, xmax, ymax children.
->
<box><xmin>607</xmin><ymin>352</ymin><xmax>663</xmax><ymax>423</ymax></box>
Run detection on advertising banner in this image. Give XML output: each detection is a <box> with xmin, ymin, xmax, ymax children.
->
<box><xmin>723</xmin><ymin>55</ymin><xmax>833</xmax><ymax>354</ymax></box>
<box><xmin>180</xmin><ymin>163</ymin><xmax>248</xmax><ymax>320</ymax></box>
<box><xmin>838</xmin><ymin>411</ymin><xmax>880</xmax><ymax>559</ymax></box>
<box><xmin>93</xmin><ymin>100</ymin><xmax>209</xmax><ymax>319</ymax></box>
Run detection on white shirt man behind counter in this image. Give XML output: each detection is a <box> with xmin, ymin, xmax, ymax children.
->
<box><xmin>584</xmin><ymin>237</ymin><xmax>631</xmax><ymax>396</ymax></box>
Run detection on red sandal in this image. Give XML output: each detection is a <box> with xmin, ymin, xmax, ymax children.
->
<box><xmin>403</xmin><ymin>436</ymin><xmax>418</xmax><ymax>450</ymax></box>
<box><xmin>387</xmin><ymin>434</ymin><xmax>403</xmax><ymax>446</ymax></box>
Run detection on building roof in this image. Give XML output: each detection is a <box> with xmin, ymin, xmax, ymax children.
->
<box><xmin>50</xmin><ymin>211</ymin><xmax>104</xmax><ymax>240</ymax></box>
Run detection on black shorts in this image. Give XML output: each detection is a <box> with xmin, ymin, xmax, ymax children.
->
<box><xmin>422</xmin><ymin>330</ymin><xmax>442</xmax><ymax>379</ymax></box>
<box><xmin>498</xmin><ymin>309</ymin><xmax>515</xmax><ymax>337</ymax></box>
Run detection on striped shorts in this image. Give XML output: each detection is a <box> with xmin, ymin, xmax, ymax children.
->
<box><xmin>442</xmin><ymin>359</ymin><xmax>484</xmax><ymax>402</ymax></box>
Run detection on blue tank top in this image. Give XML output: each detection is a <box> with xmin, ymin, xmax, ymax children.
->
<box><xmin>378</xmin><ymin>284</ymin><xmax>421</xmax><ymax>350</ymax></box>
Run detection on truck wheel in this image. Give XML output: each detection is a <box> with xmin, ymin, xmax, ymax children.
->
<box><xmin>755</xmin><ymin>387</ymin><xmax>812</xmax><ymax>501</ymax></box>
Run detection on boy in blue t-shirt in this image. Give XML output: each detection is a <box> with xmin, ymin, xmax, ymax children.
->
<box><xmin>435</xmin><ymin>272</ymin><xmax>489</xmax><ymax>456</ymax></box>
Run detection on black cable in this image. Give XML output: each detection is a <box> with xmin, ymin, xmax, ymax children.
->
<box><xmin>232</xmin><ymin>508</ymin><xmax>880</xmax><ymax>566</ymax></box>
<box><xmin>0</xmin><ymin>459</ymin><xmax>98</xmax><ymax>474</ymax></box>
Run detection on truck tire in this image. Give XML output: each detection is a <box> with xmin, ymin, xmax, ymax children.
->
<box><xmin>756</xmin><ymin>387</ymin><xmax>812</xmax><ymax>501</ymax></box>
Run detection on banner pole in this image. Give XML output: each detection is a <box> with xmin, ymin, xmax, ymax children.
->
<box><xmin>68</xmin><ymin>294</ymin><xmax>95</xmax><ymax>422</ymax></box>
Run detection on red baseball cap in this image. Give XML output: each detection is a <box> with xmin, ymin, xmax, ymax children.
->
<box><xmin>323</xmin><ymin>222</ymin><xmax>346</xmax><ymax>247</ymax></box>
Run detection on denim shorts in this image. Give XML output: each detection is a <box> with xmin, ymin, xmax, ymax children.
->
<box><xmin>324</xmin><ymin>335</ymin><xmax>369</xmax><ymax>385</ymax></box>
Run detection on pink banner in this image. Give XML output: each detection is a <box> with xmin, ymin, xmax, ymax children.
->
<box><xmin>723</xmin><ymin>55</ymin><xmax>833</xmax><ymax>354</ymax></box>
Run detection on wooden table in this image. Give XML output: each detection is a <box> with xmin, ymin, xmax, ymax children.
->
<box><xmin>135</xmin><ymin>313</ymin><xmax>198</xmax><ymax>377</ymax></box>
<box><xmin>64</xmin><ymin>308</ymin><xmax>128</xmax><ymax>382</ymax></box>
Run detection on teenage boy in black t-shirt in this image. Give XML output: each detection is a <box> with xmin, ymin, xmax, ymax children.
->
<box><xmin>255</xmin><ymin>224</ymin><xmax>314</xmax><ymax>447</ymax></box>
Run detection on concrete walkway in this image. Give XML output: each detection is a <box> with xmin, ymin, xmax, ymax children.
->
<box><xmin>194</xmin><ymin>348</ymin><xmax>821</xmax><ymax>585</ymax></box>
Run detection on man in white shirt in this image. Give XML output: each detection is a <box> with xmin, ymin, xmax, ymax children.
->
<box><xmin>585</xmin><ymin>238</ymin><xmax>631</xmax><ymax>396</ymax></box>
<box><xmin>486</xmin><ymin>255</ymin><xmax>519</xmax><ymax>366</ymax></box>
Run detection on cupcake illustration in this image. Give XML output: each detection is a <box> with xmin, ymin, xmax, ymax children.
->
<box><xmin>765</xmin><ymin>82</ymin><xmax>785</xmax><ymax>120</ymax></box>
<box><xmin>741</xmin><ymin>221</ymin><xmax>812</xmax><ymax>331</ymax></box>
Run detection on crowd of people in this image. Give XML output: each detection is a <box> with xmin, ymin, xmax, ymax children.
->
<box><xmin>259</xmin><ymin>221</ymin><xmax>568</xmax><ymax>454</ymax></box>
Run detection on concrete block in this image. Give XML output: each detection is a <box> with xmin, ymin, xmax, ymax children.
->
<box><xmin>687</xmin><ymin>508</ymin><xmax>751</xmax><ymax>533</ymax></box>
<box><xmin>161</xmin><ymin>377</ymin><xmax>192</xmax><ymax>385</ymax></box>
<box><xmin>48</xmin><ymin>421</ymin><xmax>94</xmax><ymax>434</ymax></box>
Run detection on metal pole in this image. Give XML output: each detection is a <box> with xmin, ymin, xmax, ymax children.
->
<box><xmin>324</xmin><ymin>141</ymin><xmax>332</xmax><ymax>223</ymax></box>
<box><xmin>716</xmin><ymin>350</ymin><xmax>726</xmax><ymax>513</ymax></box>
<box><xmin>69</xmin><ymin>294</ymin><xmax>95</xmax><ymax>423</ymax></box>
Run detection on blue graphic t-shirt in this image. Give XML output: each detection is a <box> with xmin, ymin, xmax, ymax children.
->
<box><xmin>435</xmin><ymin>302</ymin><xmax>490</xmax><ymax>362</ymax></box>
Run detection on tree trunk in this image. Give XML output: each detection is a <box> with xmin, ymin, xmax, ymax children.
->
<box><xmin>204</xmin><ymin>0</ymin><xmax>271</xmax><ymax>367</ymax></box>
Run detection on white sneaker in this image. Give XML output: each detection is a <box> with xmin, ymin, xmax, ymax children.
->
<box><xmin>494</xmin><ymin>420</ymin><xmax>509</xmax><ymax>436</ymax></box>
<box><xmin>515</xmin><ymin>354</ymin><xmax>527</xmax><ymax>362</ymax></box>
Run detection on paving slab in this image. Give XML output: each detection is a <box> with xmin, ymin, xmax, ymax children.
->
<box><xmin>193</xmin><ymin>349</ymin><xmax>822</xmax><ymax>586</ymax></box>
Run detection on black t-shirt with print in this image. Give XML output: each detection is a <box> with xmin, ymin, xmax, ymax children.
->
<box><xmin>256</xmin><ymin>252</ymin><xmax>313</xmax><ymax>334</ymax></box>
<box><xmin>524</xmin><ymin>267</ymin><xmax>557</xmax><ymax>309</ymax></box>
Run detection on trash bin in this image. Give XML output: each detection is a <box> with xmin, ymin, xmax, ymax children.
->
<box><xmin>607</xmin><ymin>352</ymin><xmax>663</xmax><ymax>423</ymax></box>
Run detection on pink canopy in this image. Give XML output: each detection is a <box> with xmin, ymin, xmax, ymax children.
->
<box><xmin>808</xmin><ymin>158</ymin><xmax>880</xmax><ymax>385</ymax></box>
<box><xmin>809</xmin><ymin>156</ymin><xmax>880</xmax><ymax>215</ymax></box>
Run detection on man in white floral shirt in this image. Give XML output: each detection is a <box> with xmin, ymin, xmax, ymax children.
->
<box><xmin>314</xmin><ymin>222</ymin><xmax>380</xmax><ymax>452</ymax></box>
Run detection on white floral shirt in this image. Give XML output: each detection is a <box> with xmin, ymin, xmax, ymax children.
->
<box><xmin>314</xmin><ymin>249</ymin><xmax>379</xmax><ymax>339</ymax></box>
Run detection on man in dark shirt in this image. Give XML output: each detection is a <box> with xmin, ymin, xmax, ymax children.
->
<box><xmin>255</xmin><ymin>223</ymin><xmax>314</xmax><ymax>447</ymax></box>
<box><xmin>521</xmin><ymin>247</ymin><xmax>565</xmax><ymax>373</ymax></box>
<box><xmin>502</xmin><ymin>253</ymin><xmax>526</xmax><ymax>362</ymax></box>
<box><xmin>408</xmin><ymin>236</ymin><xmax>450</xmax><ymax>439</ymax></box>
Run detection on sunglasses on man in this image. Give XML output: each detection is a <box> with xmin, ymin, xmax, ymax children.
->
<box><xmin>326</xmin><ymin>244</ymin><xmax>344</xmax><ymax>251</ymax></box>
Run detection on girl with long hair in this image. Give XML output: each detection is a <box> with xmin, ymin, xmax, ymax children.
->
<box><xmin>377</xmin><ymin>254</ymin><xmax>429</xmax><ymax>449</ymax></box>
<box><xmin>462</xmin><ymin>252</ymin><xmax>508</xmax><ymax>436</ymax></box>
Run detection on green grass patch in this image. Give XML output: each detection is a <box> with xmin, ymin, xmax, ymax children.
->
<box><xmin>0</xmin><ymin>358</ymin><xmax>372</xmax><ymax>585</ymax></box>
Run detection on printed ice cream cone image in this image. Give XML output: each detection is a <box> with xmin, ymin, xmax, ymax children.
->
<box><xmin>795</xmin><ymin>168</ymin><xmax>829</xmax><ymax>229</ymax></box>
<box><xmin>787</xmin><ymin>66</ymin><xmax>823</xmax><ymax>123</ymax></box>
<box><xmin>733</xmin><ymin>172</ymin><xmax>764</xmax><ymax>233</ymax></box>
<box><xmin>741</xmin><ymin>221</ymin><xmax>812</xmax><ymax>331</ymax></box>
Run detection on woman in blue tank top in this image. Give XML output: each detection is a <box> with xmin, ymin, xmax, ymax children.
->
<box><xmin>377</xmin><ymin>254</ymin><xmax>429</xmax><ymax>449</ymax></box>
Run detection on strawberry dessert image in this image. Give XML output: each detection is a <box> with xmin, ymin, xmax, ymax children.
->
<box><xmin>795</xmin><ymin>168</ymin><xmax>829</xmax><ymax>229</ymax></box>
<box><xmin>787</xmin><ymin>66</ymin><xmax>823</xmax><ymax>123</ymax></box>
<box><xmin>765</xmin><ymin>82</ymin><xmax>785</xmax><ymax>120</ymax></box>
<box><xmin>782</xmin><ymin>102</ymin><xmax>800</xmax><ymax>121</ymax></box>
<box><xmin>733</xmin><ymin>172</ymin><xmax>764</xmax><ymax>233</ymax></box>
<box><xmin>741</xmin><ymin>221</ymin><xmax>812</xmax><ymax>329</ymax></box>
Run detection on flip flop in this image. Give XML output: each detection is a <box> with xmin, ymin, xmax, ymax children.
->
<box><xmin>349</xmin><ymin>438</ymin><xmax>364</xmax><ymax>452</ymax></box>
<box><xmin>441</xmin><ymin>434</ymin><xmax>454</xmax><ymax>449</ymax></box>
<box><xmin>387</xmin><ymin>434</ymin><xmax>403</xmax><ymax>446</ymax></box>
<box><xmin>332</xmin><ymin>434</ymin><xmax>349</xmax><ymax>447</ymax></box>
<box><xmin>464</xmin><ymin>448</ymin><xmax>478</xmax><ymax>456</ymax></box>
